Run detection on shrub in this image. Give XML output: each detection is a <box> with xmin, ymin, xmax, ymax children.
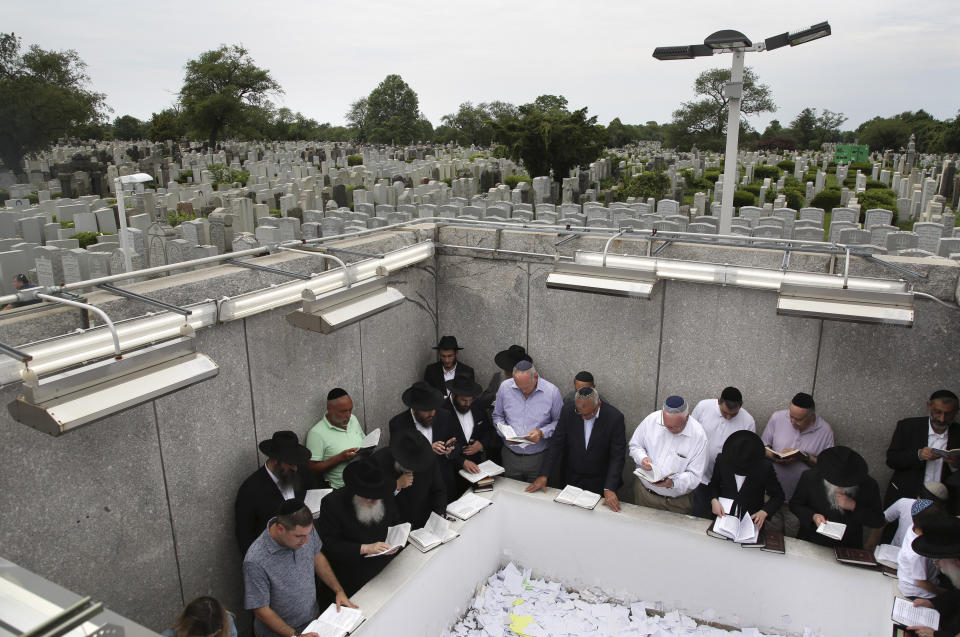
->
<box><xmin>857</xmin><ymin>188</ymin><xmax>898</xmax><ymax>224</ymax></box>
<box><xmin>208</xmin><ymin>163</ymin><xmax>249</xmax><ymax>187</ymax></box>
<box><xmin>847</xmin><ymin>161</ymin><xmax>872</xmax><ymax>172</ymax></box>
<box><xmin>175</xmin><ymin>169</ymin><xmax>193</xmax><ymax>184</ymax></box>
<box><xmin>809</xmin><ymin>188</ymin><xmax>841</xmax><ymax>212</ymax></box>
<box><xmin>492</xmin><ymin>145</ymin><xmax>508</xmax><ymax>158</ymax></box>
<box><xmin>347</xmin><ymin>154</ymin><xmax>363</xmax><ymax>166</ymax></box>
<box><xmin>469</xmin><ymin>153</ymin><xmax>486</xmax><ymax>161</ymax></box>
<box><xmin>783</xmin><ymin>176</ymin><xmax>801</xmax><ymax>189</ymax></box>
<box><xmin>703</xmin><ymin>169</ymin><xmax>722</xmax><ymax>184</ymax></box>
<box><xmin>28</xmin><ymin>194</ymin><xmax>39</xmax><ymax>204</ymax></box>
<box><xmin>269</xmin><ymin>209</ymin><xmax>281</xmax><ymax>217</ymax></box>
<box><xmin>781</xmin><ymin>186</ymin><xmax>805</xmax><ymax>210</ymax></box>
<box><xmin>69</xmin><ymin>232</ymin><xmax>99</xmax><ymax>249</ymax></box>
<box><xmin>864</xmin><ymin>179</ymin><xmax>886</xmax><ymax>190</ymax></box>
<box><xmin>504</xmin><ymin>174</ymin><xmax>531</xmax><ymax>189</ymax></box>
<box><xmin>60</xmin><ymin>220</ymin><xmax>75</xmax><ymax>229</ymax></box>
<box><xmin>620</xmin><ymin>171</ymin><xmax>670</xmax><ymax>202</ymax></box>
<box><xmin>167</xmin><ymin>211</ymin><xmax>197</xmax><ymax>226</ymax></box>
<box><xmin>733</xmin><ymin>190</ymin><xmax>756</xmax><ymax>207</ymax></box>
<box><xmin>740</xmin><ymin>183</ymin><xmax>761</xmax><ymax>196</ymax></box>
<box><xmin>777</xmin><ymin>160</ymin><xmax>795</xmax><ymax>173</ymax></box>
<box><xmin>753</xmin><ymin>165</ymin><xmax>780</xmax><ymax>180</ymax></box>
<box><xmin>0</xmin><ymin>189</ymin><xmax>7</xmax><ymax>203</ymax></box>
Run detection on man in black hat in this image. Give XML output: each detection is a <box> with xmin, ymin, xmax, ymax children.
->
<box><xmin>244</xmin><ymin>499</ymin><xmax>356</xmax><ymax>637</ymax></box>
<box><xmin>235</xmin><ymin>431</ymin><xmax>316</xmax><ymax>556</ymax></box>
<box><xmin>707</xmin><ymin>430</ymin><xmax>784</xmax><ymax>528</ymax></box>
<box><xmin>389</xmin><ymin>380</ymin><xmax>477</xmax><ymax>502</ymax></box>
<box><xmin>908</xmin><ymin>516</ymin><xmax>960</xmax><ymax>637</ymax></box>
<box><xmin>316</xmin><ymin>459</ymin><xmax>401</xmax><ymax>597</ymax></box>
<box><xmin>790</xmin><ymin>445</ymin><xmax>884</xmax><ymax>548</ymax></box>
<box><xmin>423</xmin><ymin>335</ymin><xmax>475</xmax><ymax>395</ymax></box>
<box><xmin>441</xmin><ymin>374</ymin><xmax>496</xmax><ymax>467</ymax></box>
<box><xmin>373</xmin><ymin>429</ymin><xmax>447</xmax><ymax>528</ymax></box>
<box><xmin>526</xmin><ymin>386</ymin><xmax>626</xmax><ymax>511</ymax></box>
<box><xmin>884</xmin><ymin>389</ymin><xmax>959</xmax><ymax>508</ymax></box>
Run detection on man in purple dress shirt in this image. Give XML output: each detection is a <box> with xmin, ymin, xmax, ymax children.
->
<box><xmin>493</xmin><ymin>361</ymin><xmax>563</xmax><ymax>481</ymax></box>
<box><xmin>760</xmin><ymin>392</ymin><xmax>835</xmax><ymax>537</ymax></box>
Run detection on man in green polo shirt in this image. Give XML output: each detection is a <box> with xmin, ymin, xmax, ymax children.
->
<box><xmin>306</xmin><ymin>388</ymin><xmax>366</xmax><ymax>488</ymax></box>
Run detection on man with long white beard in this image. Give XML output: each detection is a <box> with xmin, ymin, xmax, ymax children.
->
<box><xmin>906</xmin><ymin>516</ymin><xmax>960</xmax><ymax>637</ymax></box>
<box><xmin>316</xmin><ymin>458</ymin><xmax>400</xmax><ymax>597</ymax></box>
<box><xmin>790</xmin><ymin>445</ymin><xmax>884</xmax><ymax>549</ymax></box>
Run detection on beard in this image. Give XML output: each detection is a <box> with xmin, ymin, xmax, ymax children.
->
<box><xmin>823</xmin><ymin>479</ymin><xmax>857</xmax><ymax>511</ymax></box>
<box><xmin>352</xmin><ymin>495</ymin><xmax>386</xmax><ymax>526</ymax></box>
<box><xmin>276</xmin><ymin>468</ymin><xmax>301</xmax><ymax>492</ymax></box>
<box><xmin>940</xmin><ymin>559</ymin><xmax>960</xmax><ymax>588</ymax></box>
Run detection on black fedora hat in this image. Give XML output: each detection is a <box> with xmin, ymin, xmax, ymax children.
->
<box><xmin>911</xmin><ymin>516</ymin><xmax>960</xmax><ymax>559</ymax></box>
<box><xmin>722</xmin><ymin>430</ymin><xmax>766</xmax><ymax>475</ymax></box>
<box><xmin>402</xmin><ymin>380</ymin><xmax>445</xmax><ymax>411</ymax></box>
<box><xmin>433</xmin><ymin>335</ymin><xmax>464</xmax><ymax>351</ymax></box>
<box><xmin>259</xmin><ymin>431</ymin><xmax>311</xmax><ymax>465</ymax></box>
<box><xmin>343</xmin><ymin>458</ymin><xmax>391</xmax><ymax>499</ymax></box>
<box><xmin>494</xmin><ymin>344</ymin><xmax>532</xmax><ymax>371</ymax></box>
<box><xmin>818</xmin><ymin>446</ymin><xmax>868</xmax><ymax>487</ymax></box>
<box><xmin>390</xmin><ymin>429</ymin><xmax>436</xmax><ymax>473</ymax></box>
<box><xmin>446</xmin><ymin>374</ymin><xmax>482</xmax><ymax>398</ymax></box>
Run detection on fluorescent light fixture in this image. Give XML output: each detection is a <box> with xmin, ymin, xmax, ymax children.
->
<box><xmin>704</xmin><ymin>29</ymin><xmax>752</xmax><ymax>49</ymax></box>
<box><xmin>776</xmin><ymin>283</ymin><xmax>914</xmax><ymax>327</ymax></box>
<box><xmin>652</xmin><ymin>44</ymin><xmax>714</xmax><ymax>60</ymax></box>
<box><xmin>8</xmin><ymin>337</ymin><xmax>219</xmax><ymax>436</ymax></box>
<box><xmin>219</xmin><ymin>241</ymin><xmax>434</xmax><ymax>322</ymax></box>
<box><xmin>286</xmin><ymin>277</ymin><xmax>405</xmax><ymax>333</ymax></box>
<box><xmin>765</xmin><ymin>21</ymin><xmax>831</xmax><ymax>50</ymax></box>
<box><xmin>545</xmin><ymin>263</ymin><xmax>657</xmax><ymax>299</ymax></box>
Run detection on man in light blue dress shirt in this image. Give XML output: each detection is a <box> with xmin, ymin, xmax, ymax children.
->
<box><xmin>493</xmin><ymin>360</ymin><xmax>563</xmax><ymax>481</ymax></box>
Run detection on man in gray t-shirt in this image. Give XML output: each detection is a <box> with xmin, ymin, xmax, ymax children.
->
<box><xmin>243</xmin><ymin>500</ymin><xmax>356</xmax><ymax>637</ymax></box>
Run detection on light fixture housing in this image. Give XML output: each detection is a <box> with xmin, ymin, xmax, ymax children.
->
<box><xmin>286</xmin><ymin>276</ymin><xmax>405</xmax><ymax>334</ymax></box>
<box><xmin>652</xmin><ymin>44</ymin><xmax>714</xmax><ymax>60</ymax></box>
<box><xmin>8</xmin><ymin>337</ymin><xmax>219</xmax><ymax>436</ymax></box>
<box><xmin>765</xmin><ymin>21</ymin><xmax>831</xmax><ymax>50</ymax></box>
<box><xmin>546</xmin><ymin>263</ymin><xmax>657</xmax><ymax>299</ymax></box>
<box><xmin>776</xmin><ymin>283</ymin><xmax>914</xmax><ymax>327</ymax></box>
<box><xmin>704</xmin><ymin>29</ymin><xmax>752</xmax><ymax>49</ymax></box>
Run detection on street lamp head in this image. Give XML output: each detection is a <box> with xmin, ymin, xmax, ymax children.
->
<box><xmin>764</xmin><ymin>21</ymin><xmax>831</xmax><ymax>50</ymax></box>
<box><xmin>652</xmin><ymin>44</ymin><xmax>714</xmax><ymax>60</ymax></box>
<box><xmin>704</xmin><ymin>29</ymin><xmax>752</xmax><ymax>50</ymax></box>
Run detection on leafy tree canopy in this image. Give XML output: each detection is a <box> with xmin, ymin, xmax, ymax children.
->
<box><xmin>349</xmin><ymin>74</ymin><xmax>431</xmax><ymax>145</ymax></box>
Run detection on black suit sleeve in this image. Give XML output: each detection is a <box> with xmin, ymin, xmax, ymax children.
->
<box><xmin>789</xmin><ymin>469</ymin><xmax>818</xmax><ymax>527</ymax></box>
<box><xmin>760</xmin><ymin>463</ymin><xmax>785</xmax><ymax>516</ymax></box>
<box><xmin>603</xmin><ymin>409</ymin><xmax>627</xmax><ymax>493</ymax></box>
<box><xmin>234</xmin><ymin>487</ymin><xmax>258</xmax><ymax>556</ymax></box>
<box><xmin>429</xmin><ymin>462</ymin><xmax>447</xmax><ymax>515</ymax></box>
<box><xmin>539</xmin><ymin>407</ymin><xmax>571</xmax><ymax>479</ymax></box>
<box><xmin>886</xmin><ymin>419</ymin><xmax>925</xmax><ymax>471</ymax></box>
<box><xmin>436</xmin><ymin>410</ymin><xmax>465</xmax><ymax>468</ymax></box>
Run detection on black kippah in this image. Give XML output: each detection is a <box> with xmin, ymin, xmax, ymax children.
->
<box><xmin>791</xmin><ymin>392</ymin><xmax>815</xmax><ymax>409</ymax></box>
<box><xmin>327</xmin><ymin>387</ymin><xmax>348</xmax><ymax>401</ymax></box>
<box><xmin>574</xmin><ymin>371</ymin><xmax>594</xmax><ymax>384</ymax></box>
<box><xmin>279</xmin><ymin>498</ymin><xmax>305</xmax><ymax>515</ymax></box>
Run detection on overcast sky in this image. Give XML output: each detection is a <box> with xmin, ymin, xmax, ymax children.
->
<box><xmin>7</xmin><ymin>0</ymin><xmax>959</xmax><ymax>134</ymax></box>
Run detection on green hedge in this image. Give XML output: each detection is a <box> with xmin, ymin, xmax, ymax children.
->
<box><xmin>733</xmin><ymin>190</ymin><xmax>756</xmax><ymax>207</ymax></box>
<box><xmin>347</xmin><ymin>155</ymin><xmax>363</xmax><ymax>166</ymax></box>
<box><xmin>504</xmin><ymin>174</ymin><xmax>532</xmax><ymax>189</ymax></box>
<box><xmin>753</xmin><ymin>165</ymin><xmax>780</xmax><ymax>180</ymax></box>
<box><xmin>809</xmin><ymin>188</ymin><xmax>841</xmax><ymax>212</ymax></box>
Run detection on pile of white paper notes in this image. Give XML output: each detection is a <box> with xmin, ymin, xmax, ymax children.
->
<box><xmin>443</xmin><ymin>562</ymin><xmax>817</xmax><ymax>637</ymax></box>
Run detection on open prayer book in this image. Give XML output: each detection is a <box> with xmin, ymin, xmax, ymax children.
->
<box><xmin>891</xmin><ymin>596</ymin><xmax>940</xmax><ymax>630</ymax></box>
<box><xmin>816</xmin><ymin>520</ymin><xmax>846</xmax><ymax>541</ymax></box>
<box><xmin>874</xmin><ymin>544</ymin><xmax>900</xmax><ymax>569</ymax></box>
<box><xmin>930</xmin><ymin>447</ymin><xmax>960</xmax><ymax>460</ymax></box>
<box><xmin>553</xmin><ymin>485</ymin><xmax>602</xmax><ymax>510</ymax></box>
<box><xmin>765</xmin><ymin>446</ymin><xmax>804</xmax><ymax>460</ymax></box>
<box><xmin>446</xmin><ymin>491</ymin><xmax>493</xmax><ymax>520</ymax></box>
<box><xmin>408</xmin><ymin>511</ymin><xmax>460</xmax><ymax>552</ymax></box>
<box><xmin>709</xmin><ymin>497</ymin><xmax>759</xmax><ymax>544</ymax></box>
<box><xmin>496</xmin><ymin>423</ymin><xmax>532</xmax><ymax>447</ymax></box>
<box><xmin>633</xmin><ymin>464</ymin><xmax>671</xmax><ymax>484</ymax></box>
<box><xmin>304</xmin><ymin>488</ymin><xmax>333</xmax><ymax>519</ymax></box>
<box><xmin>365</xmin><ymin>522</ymin><xmax>410</xmax><ymax>557</ymax></box>
<box><xmin>302</xmin><ymin>605</ymin><xmax>365</xmax><ymax>637</ymax></box>
<box><xmin>357</xmin><ymin>428</ymin><xmax>380</xmax><ymax>454</ymax></box>
<box><xmin>459</xmin><ymin>459</ymin><xmax>505</xmax><ymax>483</ymax></box>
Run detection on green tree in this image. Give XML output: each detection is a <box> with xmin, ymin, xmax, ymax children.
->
<box><xmin>0</xmin><ymin>33</ymin><xmax>107</xmax><ymax>176</ymax></box>
<box><xmin>942</xmin><ymin>112</ymin><xmax>960</xmax><ymax>153</ymax></box>
<box><xmin>345</xmin><ymin>96</ymin><xmax>368</xmax><ymax>141</ymax></box>
<box><xmin>362</xmin><ymin>74</ymin><xmax>425</xmax><ymax>144</ymax></box>
<box><xmin>790</xmin><ymin>108</ymin><xmax>817</xmax><ymax>149</ymax></box>
<box><xmin>620</xmin><ymin>171</ymin><xmax>670</xmax><ymax>201</ymax></box>
<box><xmin>498</xmin><ymin>98</ymin><xmax>605</xmax><ymax>181</ymax></box>
<box><xmin>178</xmin><ymin>44</ymin><xmax>281</xmax><ymax>147</ymax></box>
<box><xmin>857</xmin><ymin>117</ymin><xmax>911</xmax><ymax>151</ymax></box>
<box><xmin>670</xmin><ymin>67</ymin><xmax>774</xmax><ymax>148</ymax></box>
<box><xmin>813</xmin><ymin>109</ymin><xmax>847</xmax><ymax>146</ymax></box>
<box><xmin>112</xmin><ymin>114</ymin><xmax>146</xmax><ymax>140</ymax></box>
<box><xmin>147</xmin><ymin>108</ymin><xmax>185</xmax><ymax>142</ymax></box>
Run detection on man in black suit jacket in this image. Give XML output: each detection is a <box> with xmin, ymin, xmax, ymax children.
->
<box><xmin>372</xmin><ymin>429</ymin><xmax>446</xmax><ymax>528</ymax></box>
<box><xmin>525</xmin><ymin>387</ymin><xmax>626</xmax><ymax>511</ymax></box>
<box><xmin>707</xmin><ymin>430</ymin><xmax>784</xmax><ymax>529</ymax></box>
<box><xmin>441</xmin><ymin>375</ymin><xmax>498</xmax><ymax>495</ymax></box>
<box><xmin>234</xmin><ymin>430</ymin><xmax>315</xmax><ymax>556</ymax></box>
<box><xmin>884</xmin><ymin>389</ymin><xmax>959</xmax><ymax>507</ymax></box>
<box><xmin>389</xmin><ymin>380</ymin><xmax>480</xmax><ymax>502</ymax></box>
<box><xmin>423</xmin><ymin>335</ymin><xmax>475</xmax><ymax>394</ymax></box>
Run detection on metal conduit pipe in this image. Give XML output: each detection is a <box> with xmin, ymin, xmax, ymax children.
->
<box><xmin>275</xmin><ymin>246</ymin><xmax>352</xmax><ymax>286</ymax></box>
<box><xmin>35</xmin><ymin>295</ymin><xmax>122</xmax><ymax>359</ymax></box>
<box><xmin>602</xmin><ymin>230</ymin><xmax>627</xmax><ymax>267</ymax></box>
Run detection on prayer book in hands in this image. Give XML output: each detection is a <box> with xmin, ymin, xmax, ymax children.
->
<box><xmin>891</xmin><ymin>596</ymin><xmax>939</xmax><ymax>630</ymax></box>
<box><xmin>553</xmin><ymin>485</ymin><xmax>602</xmax><ymax>510</ymax></box>
<box><xmin>633</xmin><ymin>463</ymin><xmax>669</xmax><ymax>483</ymax></box>
<box><xmin>446</xmin><ymin>491</ymin><xmax>493</xmax><ymax>520</ymax></box>
<box><xmin>497</xmin><ymin>423</ymin><xmax>532</xmax><ymax>448</ymax></box>
<box><xmin>874</xmin><ymin>544</ymin><xmax>900</xmax><ymax>570</ymax></box>
<box><xmin>929</xmin><ymin>447</ymin><xmax>960</xmax><ymax>460</ymax></box>
<box><xmin>304</xmin><ymin>488</ymin><xmax>333</xmax><ymax>519</ymax></box>
<box><xmin>816</xmin><ymin>520</ymin><xmax>846</xmax><ymax>541</ymax></box>
<box><xmin>365</xmin><ymin>522</ymin><xmax>411</xmax><ymax>557</ymax></box>
<box><xmin>357</xmin><ymin>428</ymin><xmax>380</xmax><ymax>455</ymax></box>
<box><xmin>459</xmin><ymin>459</ymin><xmax>506</xmax><ymax>483</ymax></box>
<box><xmin>408</xmin><ymin>511</ymin><xmax>460</xmax><ymax>552</ymax></box>
<box><xmin>765</xmin><ymin>446</ymin><xmax>804</xmax><ymax>460</ymax></box>
<box><xmin>302</xmin><ymin>604</ymin><xmax>365</xmax><ymax>637</ymax></box>
<box><xmin>710</xmin><ymin>498</ymin><xmax>759</xmax><ymax>544</ymax></box>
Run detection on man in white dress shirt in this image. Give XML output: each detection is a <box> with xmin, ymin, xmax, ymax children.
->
<box><xmin>629</xmin><ymin>395</ymin><xmax>708</xmax><ymax>514</ymax></box>
<box><xmin>689</xmin><ymin>387</ymin><xmax>756</xmax><ymax>518</ymax></box>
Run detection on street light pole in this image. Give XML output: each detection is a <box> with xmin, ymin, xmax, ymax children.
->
<box><xmin>718</xmin><ymin>50</ymin><xmax>745</xmax><ymax>235</ymax></box>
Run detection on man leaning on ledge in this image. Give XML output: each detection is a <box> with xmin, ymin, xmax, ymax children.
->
<box><xmin>305</xmin><ymin>388</ymin><xmax>366</xmax><ymax>489</ymax></box>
